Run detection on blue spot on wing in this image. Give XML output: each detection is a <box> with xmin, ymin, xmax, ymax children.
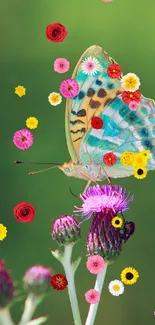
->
<box><xmin>101</xmin><ymin>115</ymin><xmax>123</xmax><ymax>137</ymax></box>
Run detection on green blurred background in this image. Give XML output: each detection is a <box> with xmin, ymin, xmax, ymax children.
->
<box><xmin>1</xmin><ymin>0</ymin><xmax>155</xmax><ymax>324</ymax></box>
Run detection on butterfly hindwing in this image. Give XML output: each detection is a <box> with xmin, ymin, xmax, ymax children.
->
<box><xmin>65</xmin><ymin>45</ymin><xmax>123</xmax><ymax>163</ymax></box>
<box><xmin>79</xmin><ymin>93</ymin><xmax>155</xmax><ymax>178</ymax></box>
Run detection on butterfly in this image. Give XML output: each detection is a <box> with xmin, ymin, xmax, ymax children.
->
<box><xmin>17</xmin><ymin>45</ymin><xmax>155</xmax><ymax>191</ymax></box>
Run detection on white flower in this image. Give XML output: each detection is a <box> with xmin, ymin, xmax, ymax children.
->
<box><xmin>81</xmin><ymin>56</ymin><xmax>100</xmax><ymax>76</ymax></box>
<box><xmin>121</xmin><ymin>73</ymin><xmax>140</xmax><ymax>92</ymax></box>
<box><xmin>48</xmin><ymin>92</ymin><xmax>62</xmax><ymax>106</ymax></box>
<box><xmin>108</xmin><ymin>279</ymin><xmax>124</xmax><ymax>296</ymax></box>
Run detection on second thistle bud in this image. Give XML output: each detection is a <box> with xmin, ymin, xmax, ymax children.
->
<box><xmin>52</xmin><ymin>215</ymin><xmax>81</xmax><ymax>246</ymax></box>
<box><xmin>0</xmin><ymin>260</ymin><xmax>15</xmax><ymax>308</ymax></box>
<box><xmin>23</xmin><ymin>265</ymin><xmax>52</xmax><ymax>295</ymax></box>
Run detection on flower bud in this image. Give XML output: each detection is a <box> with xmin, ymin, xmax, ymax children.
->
<box><xmin>23</xmin><ymin>265</ymin><xmax>52</xmax><ymax>295</ymax></box>
<box><xmin>0</xmin><ymin>260</ymin><xmax>15</xmax><ymax>308</ymax></box>
<box><xmin>52</xmin><ymin>215</ymin><xmax>81</xmax><ymax>245</ymax></box>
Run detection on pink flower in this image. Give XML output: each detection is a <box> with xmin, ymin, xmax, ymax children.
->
<box><xmin>85</xmin><ymin>289</ymin><xmax>100</xmax><ymax>304</ymax></box>
<box><xmin>129</xmin><ymin>101</ymin><xmax>139</xmax><ymax>111</ymax></box>
<box><xmin>102</xmin><ymin>0</ymin><xmax>113</xmax><ymax>2</ymax></box>
<box><xmin>13</xmin><ymin>129</ymin><xmax>33</xmax><ymax>150</ymax></box>
<box><xmin>54</xmin><ymin>58</ymin><xmax>70</xmax><ymax>74</ymax></box>
<box><xmin>86</xmin><ymin>255</ymin><xmax>106</xmax><ymax>274</ymax></box>
<box><xmin>60</xmin><ymin>78</ymin><xmax>79</xmax><ymax>98</ymax></box>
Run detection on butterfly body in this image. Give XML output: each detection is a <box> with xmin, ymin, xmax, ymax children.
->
<box><xmin>62</xmin><ymin>45</ymin><xmax>155</xmax><ymax>183</ymax></box>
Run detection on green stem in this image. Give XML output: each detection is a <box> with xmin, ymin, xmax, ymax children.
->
<box><xmin>61</xmin><ymin>244</ymin><xmax>82</xmax><ymax>325</ymax></box>
<box><xmin>0</xmin><ymin>307</ymin><xmax>15</xmax><ymax>325</ymax></box>
<box><xmin>19</xmin><ymin>294</ymin><xmax>43</xmax><ymax>325</ymax></box>
<box><xmin>85</xmin><ymin>263</ymin><xmax>108</xmax><ymax>325</ymax></box>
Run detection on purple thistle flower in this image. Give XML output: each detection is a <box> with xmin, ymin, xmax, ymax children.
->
<box><xmin>23</xmin><ymin>265</ymin><xmax>52</xmax><ymax>295</ymax></box>
<box><xmin>0</xmin><ymin>260</ymin><xmax>15</xmax><ymax>307</ymax></box>
<box><xmin>52</xmin><ymin>215</ymin><xmax>81</xmax><ymax>246</ymax></box>
<box><xmin>74</xmin><ymin>185</ymin><xmax>133</xmax><ymax>221</ymax></box>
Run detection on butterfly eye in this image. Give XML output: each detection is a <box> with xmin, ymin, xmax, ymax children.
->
<box><xmin>65</xmin><ymin>167</ymin><xmax>70</xmax><ymax>173</ymax></box>
<box><xmin>85</xmin><ymin>165</ymin><xmax>89</xmax><ymax>170</ymax></box>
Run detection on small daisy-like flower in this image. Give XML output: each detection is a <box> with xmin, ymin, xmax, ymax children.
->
<box><xmin>121</xmin><ymin>73</ymin><xmax>141</xmax><ymax>92</ymax></box>
<box><xmin>0</xmin><ymin>224</ymin><xmax>7</xmax><ymax>241</ymax></box>
<box><xmin>60</xmin><ymin>79</ymin><xmax>79</xmax><ymax>98</ymax></box>
<box><xmin>107</xmin><ymin>63</ymin><xmax>122</xmax><ymax>79</ymax></box>
<box><xmin>141</xmin><ymin>150</ymin><xmax>150</xmax><ymax>159</ymax></box>
<box><xmin>54</xmin><ymin>58</ymin><xmax>70</xmax><ymax>74</ymax></box>
<box><xmin>26</xmin><ymin>117</ymin><xmax>38</xmax><ymax>129</ymax></box>
<box><xmin>103</xmin><ymin>152</ymin><xmax>117</xmax><ymax>166</ymax></box>
<box><xmin>13</xmin><ymin>129</ymin><xmax>33</xmax><ymax>150</ymax></box>
<box><xmin>122</xmin><ymin>90</ymin><xmax>141</xmax><ymax>104</ymax></box>
<box><xmin>91</xmin><ymin>117</ymin><xmax>103</xmax><ymax>129</ymax></box>
<box><xmin>133</xmin><ymin>153</ymin><xmax>148</xmax><ymax>168</ymax></box>
<box><xmin>108</xmin><ymin>280</ymin><xmax>124</xmax><ymax>296</ymax></box>
<box><xmin>48</xmin><ymin>92</ymin><xmax>62</xmax><ymax>106</ymax></box>
<box><xmin>15</xmin><ymin>85</ymin><xmax>26</xmax><ymax>97</ymax></box>
<box><xmin>111</xmin><ymin>216</ymin><xmax>123</xmax><ymax>228</ymax></box>
<box><xmin>81</xmin><ymin>56</ymin><xmax>100</xmax><ymax>76</ymax></box>
<box><xmin>121</xmin><ymin>267</ymin><xmax>139</xmax><ymax>285</ymax></box>
<box><xmin>51</xmin><ymin>274</ymin><xmax>68</xmax><ymax>290</ymax></box>
<box><xmin>86</xmin><ymin>255</ymin><xmax>106</xmax><ymax>274</ymax></box>
<box><xmin>129</xmin><ymin>101</ymin><xmax>139</xmax><ymax>111</ymax></box>
<box><xmin>134</xmin><ymin>167</ymin><xmax>147</xmax><ymax>179</ymax></box>
<box><xmin>120</xmin><ymin>151</ymin><xmax>135</xmax><ymax>166</ymax></box>
<box><xmin>85</xmin><ymin>289</ymin><xmax>100</xmax><ymax>304</ymax></box>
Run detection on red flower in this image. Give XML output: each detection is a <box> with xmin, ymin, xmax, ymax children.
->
<box><xmin>91</xmin><ymin>117</ymin><xmax>103</xmax><ymax>129</ymax></box>
<box><xmin>122</xmin><ymin>90</ymin><xmax>141</xmax><ymax>104</ymax></box>
<box><xmin>13</xmin><ymin>202</ymin><xmax>36</xmax><ymax>223</ymax></box>
<box><xmin>107</xmin><ymin>63</ymin><xmax>122</xmax><ymax>78</ymax></box>
<box><xmin>50</xmin><ymin>274</ymin><xmax>68</xmax><ymax>291</ymax></box>
<box><xmin>103</xmin><ymin>152</ymin><xmax>117</xmax><ymax>166</ymax></box>
<box><xmin>46</xmin><ymin>23</ymin><xmax>67</xmax><ymax>43</ymax></box>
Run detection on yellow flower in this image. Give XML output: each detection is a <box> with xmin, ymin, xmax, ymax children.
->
<box><xmin>112</xmin><ymin>216</ymin><xmax>123</xmax><ymax>228</ymax></box>
<box><xmin>134</xmin><ymin>166</ymin><xmax>147</xmax><ymax>179</ymax></box>
<box><xmin>26</xmin><ymin>117</ymin><xmax>38</xmax><ymax>129</ymax></box>
<box><xmin>48</xmin><ymin>92</ymin><xmax>62</xmax><ymax>106</ymax></box>
<box><xmin>133</xmin><ymin>153</ymin><xmax>147</xmax><ymax>167</ymax></box>
<box><xmin>121</xmin><ymin>73</ymin><xmax>140</xmax><ymax>92</ymax></box>
<box><xmin>0</xmin><ymin>224</ymin><xmax>7</xmax><ymax>241</ymax></box>
<box><xmin>120</xmin><ymin>151</ymin><xmax>134</xmax><ymax>166</ymax></box>
<box><xmin>15</xmin><ymin>85</ymin><xmax>26</xmax><ymax>97</ymax></box>
<box><xmin>140</xmin><ymin>150</ymin><xmax>150</xmax><ymax>160</ymax></box>
<box><xmin>121</xmin><ymin>267</ymin><xmax>139</xmax><ymax>285</ymax></box>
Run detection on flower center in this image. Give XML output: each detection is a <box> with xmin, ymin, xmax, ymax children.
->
<box><xmin>137</xmin><ymin>168</ymin><xmax>143</xmax><ymax>175</ymax></box>
<box><xmin>21</xmin><ymin>208</ymin><xmax>29</xmax><ymax>216</ymax></box>
<box><xmin>126</xmin><ymin>272</ymin><xmax>134</xmax><ymax>280</ymax></box>
<box><xmin>52</xmin><ymin>29</ymin><xmax>59</xmax><ymax>37</ymax></box>
<box><xmin>88</xmin><ymin>63</ymin><xmax>93</xmax><ymax>68</ymax></box>
<box><xmin>56</xmin><ymin>277</ymin><xmax>64</xmax><ymax>286</ymax></box>
<box><xmin>113</xmin><ymin>284</ymin><xmax>120</xmax><ymax>291</ymax></box>
<box><xmin>129</xmin><ymin>94</ymin><xmax>133</xmax><ymax>98</ymax></box>
<box><xmin>112</xmin><ymin>69</ymin><xmax>116</xmax><ymax>72</ymax></box>
<box><xmin>20</xmin><ymin>136</ymin><xmax>26</xmax><ymax>142</ymax></box>
<box><xmin>115</xmin><ymin>219</ymin><xmax>120</xmax><ymax>225</ymax></box>
<box><xmin>60</xmin><ymin>64</ymin><xmax>64</xmax><ymax>68</ymax></box>
<box><xmin>66</xmin><ymin>86</ymin><xmax>72</xmax><ymax>91</ymax></box>
<box><xmin>93</xmin><ymin>262</ymin><xmax>98</xmax><ymax>267</ymax></box>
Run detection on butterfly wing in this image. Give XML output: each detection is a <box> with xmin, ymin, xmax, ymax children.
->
<box><xmin>65</xmin><ymin>45</ymin><xmax>123</xmax><ymax>163</ymax></box>
<box><xmin>79</xmin><ymin>94</ymin><xmax>155</xmax><ymax>178</ymax></box>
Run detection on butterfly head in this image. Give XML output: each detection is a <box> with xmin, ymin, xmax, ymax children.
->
<box><xmin>58</xmin><ymin>161</ymin><xmax>77</xmax><ymax>177</ymax></box>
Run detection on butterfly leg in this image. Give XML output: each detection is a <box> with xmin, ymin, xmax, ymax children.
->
<box><xmin>80</xmin><ymin>171</ymin><xmax>97</xmax><ymax>195</ymax></box>
<box><xmin>98</xmin><ymin>165</ymin><xmax>113</xmax><ymax>184</ymax></box>
<box><xmin>83</xmin><ymin>180</ymin><xmax>91</xmax><ymax>194</ymax></box>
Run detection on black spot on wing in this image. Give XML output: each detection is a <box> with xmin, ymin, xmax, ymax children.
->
<box><xmin>70</xmin><ymin>128</ymin><xmax>86</xmax><ymax>134</ymax></box>
<box><xmin>73</xmin><ymin>136</ymin><xmax>83</xmax><ymax>143</ymax></box>
<box><xmin>97</xmin><ymin>88</ymin><xmax>107</xmax><ymax>98</ymax></box>
<box><xmin>89</xmin><ymin>99</ymin><xmax>101</xmax><ymax>109</ymax></box>
<box><xmin>87</xmin><ymin>88</ymin><xmax>95</xmax><ymax>97</ymax></box>
<box><xmin>70</xmin><ymin>119</ymin><xmax>85</xmax><ymax>125</ymax></box>
<box><xmin>72</xmin><ymin>109</ymin><xmax>86</xmax><ymax>117</ymax></box>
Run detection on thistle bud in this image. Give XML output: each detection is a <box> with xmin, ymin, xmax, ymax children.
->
<box><xmin>52</xmin><ymin>215</ymin><xmax>81</xmax><ymax>245</ymax></box>
<box><xmin>0</xmin><ymin>260</ymin><xmax>15</xmax><ymax>308</ymax></box>
<box><xmin>23</xmin><ymin>265</ymin><xmax>52</xmax><ymax>295</ymax></box>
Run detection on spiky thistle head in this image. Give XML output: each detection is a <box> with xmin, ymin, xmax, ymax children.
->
<box><xmin>51</xmin><ymin>215</ymin><xmax>81</xmax><ymax>245</ymax></box>
<box><xmin>23</xmin><ymin>265</ymin><xmax>52</xmax><ymax>295</ymax></box>
<box><xmin>0</xmin><ymin>260</ymin><xmax>15</xmax><ymax>308</ymax></box>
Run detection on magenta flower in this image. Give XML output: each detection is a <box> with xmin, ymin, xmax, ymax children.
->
<box><xmin>54</xmin><ymin>58</ymin><xmax>70</xmax><ymax>74</ymax></box>
<box><xmin>59</xmin><ymin>78</ymin><xmax>79</xmax><ymax>98</ymax></box>
<box><xmin>0</xmin><ymin>260</ymin><xmax>15</xmax><ymax>307</ymax></box>
<box><xmin>86</xmin><ymin>255</ymin><xmax>106</xmax><ymax>274</ymax></box>
<box><xmin>13</xmin><ymin>129</ymin><xmax>33</xmax><ymax>150</ymax></box>
<box><xmin>75</xmin><ymin>185</ymin><xmax>133</xmax><ymax>221</ymax></box>
<box><xmin>129</xmin><ymin>101</ymin><xmax>139</xmax><ymax>111</ymax></box>
<box><xmin>23</xmin><ymin>265</ymin><xmax>52</xmax><ymax>294</ymax></box>
<box><xmin>85</xmin><ymin>289</ymin><xmax>100</xmax><ymax>304</ymax></box>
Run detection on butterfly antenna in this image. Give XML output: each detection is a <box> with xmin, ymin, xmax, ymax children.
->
<box><xmin>29</xmin><ymin>165</ymin><xmax>59</xmax><ymax>175</ymax></box>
